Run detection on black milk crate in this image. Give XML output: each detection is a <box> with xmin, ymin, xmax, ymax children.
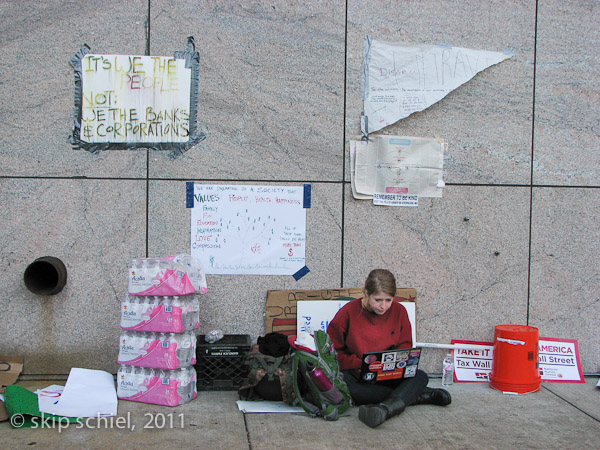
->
<box><xmin>195</xmin><ymin>334</ymin><xmax>251</xmax><ymax>391</ymax></box>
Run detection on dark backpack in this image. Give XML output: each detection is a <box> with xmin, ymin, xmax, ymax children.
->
<box><xmin>238</xmin><ymin>334</ymin><xmax>296</xmax><ymax>404</ymax></box>
<box><xmin>291</xmin><ymin>330</ymin><xmax>353</xmax><ymax>420</ymax></box>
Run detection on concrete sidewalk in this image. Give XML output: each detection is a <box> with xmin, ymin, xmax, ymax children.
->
<box><xmin>1</xmin><ymin>377</ymin><xmax>599</xmax><ymax>449</ymax></box>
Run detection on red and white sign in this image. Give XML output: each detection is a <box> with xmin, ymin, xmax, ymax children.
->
<box><xmin>451</xmin><ymin>340</ymin><xmax>494</xmax><ymax>382</ymax></box>
<box><xmin>538</xmin><ymin>337</ymin><xmax>584</xmax><ymax>383</ymax></box>
<box><xmin>451</xmin><ymin>338</ymin><xmax>584</xmax><ymax>383</ymax></box>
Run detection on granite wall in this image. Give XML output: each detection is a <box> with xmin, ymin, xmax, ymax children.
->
<box><xmin>0</xmin><ymin>0</ymin><xmax>597</xmax><ymax>375</ymax></box>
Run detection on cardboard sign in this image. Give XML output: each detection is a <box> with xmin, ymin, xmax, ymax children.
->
<box><xmin>297</xmin><ymin>300</ymin><xmax>416</xmax><ymax>345</ymax></box>
<box><xmin>265</xmin><ymin>288</ymin><xmax>416</xmax><ymax>335</ymax></box>
<box><xmin>0</xmin><ymin>355</ymin><xmax>24</xmax><ymax>421</ymax></box>
<box><xmin>451</xmin><ymin>338</ymin><xmax>585</xmax><ymax>383</ymax></box>
<box><xmin>0</xmin><ymin>355</ymin><xmax>23</xmax><ymax>393</ymax></box>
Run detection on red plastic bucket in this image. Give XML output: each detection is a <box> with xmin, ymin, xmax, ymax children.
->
<box><xmin>489</xmin><ymin>325</ymin><xmax>541</xmax><ymax>394</ymax></box>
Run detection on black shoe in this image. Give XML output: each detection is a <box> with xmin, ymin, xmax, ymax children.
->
<box><xmin>358</xmin><ymin>404</ymin><xmax>389</xmax><ymax>428</ymax></box>
<box><xmin>414</xmin><ymin>387</ymin><xmax>451</xmax><ymax>406</ymax></box>
<box><xmin>358</xmin><ymin>398</ymin><xmax>406</xmax><ymax>428</ymax></box>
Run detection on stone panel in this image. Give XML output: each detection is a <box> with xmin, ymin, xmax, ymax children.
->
<box><xmin>346</xmin><ymin>0</ymin><xmax>535</xmax><ymax>184</ymax></box>
<box><xmin>148</xmin><ymin>180</ymin><xmax>343</xmax><ymax>342</ymax></box>
<box><xmin>0</xmin><ymin>0</ymin><xmax>148</xmax><ymax>178</ymax></box>
<box><xmin>533</xmin><ymin>0</ymin><xmax>600</xmax><ymax>185</ymax></box>
<box><xmin>343</xmin><ymin>185</ymin><xmax>530</xmax><ymax>372</ymax></box>
<box><xmin>148</xmin><ymin>1</ymin><xmax>346</xmax><ymax>181</ymax></box>
<box><xmin>0</xmin><ymin>179</ymin><xmax>146</xmax><ymax>374</ymax></box>
<box><xmin>530</xmin><ymin>188</ymin><xmax>599</xmax><ymax>373</ymax></box>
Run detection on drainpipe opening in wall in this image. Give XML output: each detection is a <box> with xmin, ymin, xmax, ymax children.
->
<box><xmin>24</xmin><ymin>256</ymin><xmax>67</xmax><ymax>295</ymax></box>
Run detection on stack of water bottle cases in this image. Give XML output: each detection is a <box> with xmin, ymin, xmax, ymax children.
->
<box><xmin>116</xmin><ymin>255</ymin><xmax>207</xmax><ymax>407</ymax></box>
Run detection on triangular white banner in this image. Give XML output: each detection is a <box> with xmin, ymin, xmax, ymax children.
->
<box><xmin>361</xmin><ymin>36</ymin><xmax>513</xmax><ymax>136</ymax></box>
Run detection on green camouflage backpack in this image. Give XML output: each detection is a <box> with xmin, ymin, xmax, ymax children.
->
<box><xmin>291</xmin><ymin>330</ymin><xmax>353</xmax><ymax>421</ymax></box>
<box><xmin>238</xmin><ymin>347</ymin><xmax>295</xmax><ymax>404</ymax></box>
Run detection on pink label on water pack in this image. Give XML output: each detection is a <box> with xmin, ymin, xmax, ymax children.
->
<box><xmin>118</xmin><ymin>375</ymin><xmax>196</xmax><ymax>407</ymax></box>
<box><xmin>121</xmin><ymin>304</ymin><xmax>185</xmax><ymax>333</ymax></box>
<box><xmin>385</xmin><ymin>187</ymin><xmax>409</xmax><ymax>194</ymax></box>
<box><xmin>129</xmin><ymin>269</ymin><xmax>196</xmax><ymax>296</ymax></box>
<box><xmin>118</xmin><ymin>340</ymin><xmax>181</xmax><ymax>370</ymax></box>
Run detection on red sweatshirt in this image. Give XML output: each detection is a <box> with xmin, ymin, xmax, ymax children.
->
<box><xmin>327</xmin><ymin>298</ymin><xmax>413</xmax><ymax>371</ymax></box>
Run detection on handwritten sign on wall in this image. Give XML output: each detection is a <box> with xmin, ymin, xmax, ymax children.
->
<box><xmin>70</xmin><ymin>37</ymin><xmax>205</xmax><ymax>157</ymax></box>
<box><xmin>361</xmin><ymin>37</ymin><xmax>513</xmax><ymax>137</ymax></box>
<box><xmin>189</xmin><ymin>184</ymin><xmax>309</xmax><ymax>275</ymax></box>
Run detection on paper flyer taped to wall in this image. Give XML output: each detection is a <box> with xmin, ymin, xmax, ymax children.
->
<box><xmin>189</xmin><ymin>184</ymin><xmax>308</xmax><ymax>276</ymax></box>
<box><xmin>350</xmin><ymin>135</ymin><xmax>446</xmax><ymax>201</ymax></box>
<box><xmin>361</xmin><ymin>36</ymin><xmax>513</xmax><ymax>136</ymax></box>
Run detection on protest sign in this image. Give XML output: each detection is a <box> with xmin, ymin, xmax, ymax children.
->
<box><xmin>451</xmin><ymin>338</ymin><xmax>584</xmax><ymax>383</ymax></box>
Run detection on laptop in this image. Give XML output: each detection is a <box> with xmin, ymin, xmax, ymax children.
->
<box><xmin>359</xmin><ymin>347</ymin><xmax>422</xmax><ymax>383</ymax></box>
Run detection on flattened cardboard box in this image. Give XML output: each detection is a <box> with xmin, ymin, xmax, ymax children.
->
<box><xmin>0</xmin><ymin>355</ymin><xmax>24</xmax><ymax>421</ymax></box>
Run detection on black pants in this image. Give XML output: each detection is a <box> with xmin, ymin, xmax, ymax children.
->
<box><xmin>342</xmin><ymin>369</ymin><xmax>428</xmax><ymax>406</ymax></box>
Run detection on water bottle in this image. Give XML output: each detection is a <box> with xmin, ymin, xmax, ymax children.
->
<box><xmin>442</xmin><ymin>353</ymin><xmax>454</xmax><ymax>386</ymax></box>
<box><xmin>306</xmin><ymin>362</ymin><xmax>344</xmax><ymax>404</ymax></box>
<box><xmin>176</xmin><ymin>332</ymin><xmax>196</xmax><ymax>365</ymax></box>
<box><xmin>205</xmin><ymin>329</ymin><xmax>224</xmax><ymax>343</ymax></box>
<box><xmin>306</xmin><ymin>362</ymin><xmax>333</xmax><ymax>391</ymax></box>
<box><xmin>164</xmin><ymin>296</ymin><xmax>172</xmax><ymax>314</ymax></box>
<box><xmin>186</xmin><ymin>297</ymin><xmax>200</xmax><ymax>330</ymax></box>
<box><xmin>176</xmin><ymin>367</ymin><xmax>197</xmax><ymax>401</ymax></box>
<box><xmin>173</xmin><ymin>254</ymin><xmax>208</xmax><ymax>294</ymax></box>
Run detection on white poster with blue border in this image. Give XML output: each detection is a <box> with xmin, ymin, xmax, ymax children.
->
<box><xmin>189</xmin><ymin>183</ymin><xmax>310</xmax><ymax>277</ymax></box>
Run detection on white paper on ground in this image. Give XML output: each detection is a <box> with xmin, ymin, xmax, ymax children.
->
<box><xmin>34</xmin><ymin>385</ymin><xmax>65</xmax><ymax>412</ymax></box>
<box><xmin>236</xmin><ymin>400</ymin><xmax>305</xmax><ymax>413</ymax></box>
<box><xmin>40</xmin><ymin>368</ymin><xmax>117</xmax><ymax>418</ymax></box>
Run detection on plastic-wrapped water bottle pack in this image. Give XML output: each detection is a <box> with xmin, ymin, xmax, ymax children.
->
<box><xmin>118</xmin><ymin>254</ymin><xmax>206</xmax><ymax>406</ymax></box>
<box><xmin>120</xmin><ymin>295</ymin><xmax>200</xmax><ymax>333</ymax></box>
<box><xmin>128</xmin><ymin>254</ymin><xmax>208</xmax><ymax>296</ymax></box>
<box><xmin>117</xmin><ymin>330</ymin><xmax>196</xmax><ymax>370</ymax></box>
<box><xmin>116</xmin><ymin>365</ymin><xmax>197</xmax><ymax>407</ymax></box>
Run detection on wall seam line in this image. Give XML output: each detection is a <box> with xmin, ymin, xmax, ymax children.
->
<box><xmin>145</xmin><ymin>0</ymin><xmax>151</xmax><ymax>257</ymax></box>
<box><xmin>526</xmin><ymin>0</ymin><xmax>540</xmax><ymax>325</ymax></box>
<box><xmin>340</xmin><ymin>0</ymin><xmax>348</xmax><ymax>289</ymax></box>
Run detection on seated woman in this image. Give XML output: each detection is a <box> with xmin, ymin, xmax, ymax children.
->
<box><xmin>327</xmin><ymin>269</ymin><xmax>451</xmax><ymax>428</ymax></box>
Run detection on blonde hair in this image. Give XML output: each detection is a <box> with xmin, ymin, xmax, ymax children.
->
<box><xmin>361</xmin><ymin>269</ymin><xmax>397</xmax><ymax>309</ymax></box>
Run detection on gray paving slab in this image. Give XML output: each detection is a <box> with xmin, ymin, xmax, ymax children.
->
<box><xmin>543</xmin><ymin>377</ymin><xmax>600</xmax><ymax>421</ymax></box>
<box><xmin>1</xmin><ymin>385</ymin><xmax>248</xmax><ymax>450</ymax></box>
<box><xmin>245</xmin><ymin>378</ymin><xmax>600</xmax><ymax>450</ymax></box>
<box><xmin>1</xmin><ymin>378</ymin><xmax>599</xmax><ymax>449</ymax></box>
